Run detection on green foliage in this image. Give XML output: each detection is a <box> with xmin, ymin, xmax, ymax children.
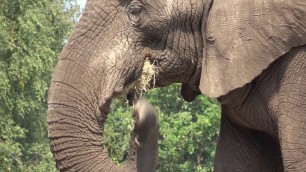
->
<box><xmin>21</xmin><ymin>143</ymin><xmax>58</xmax><ymax>172</ymax></box>
<box><xmin>0</xmin><ymin>0</ymin><xmax>80</xmax><ymax>171</ymax></box>
<box><xmin>105</xmin><ymin>102</ymin><xmax>134</xmax><ymax>163</ymax></box>
<box><xmin>157</xmin><ymin>109</ymin><xmax>219</xmax><ymax>171</ymax></box>
<box><xmin>147</xmin><ymin>85</ymin><xmax>221</xmax><ymax>172</ymax></box>
<box><xmin>0</xmin><ymin>118</ymin><xmax>25</xmax><ymax>171</ymax></box>
<box><xmin>105</xmin><ymin>84</ymin><xmax>221</xmax><ymax>171</ymax></box>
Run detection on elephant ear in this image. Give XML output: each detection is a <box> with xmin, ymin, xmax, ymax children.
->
<box><xmin>200</xmin><ymin>0</ymin><xmax>306</xmax><ymax>98</ymax></box>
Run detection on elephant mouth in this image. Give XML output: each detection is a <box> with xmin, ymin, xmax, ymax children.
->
<box><xmin>124</xmin><ymin>59</ymin><xmax>158</xmax><ymax>105</ymax></box>
<box><xmin>127</xmin><ymin>91</ymin><xmax>138</xmax><ymax>106</ymax></box>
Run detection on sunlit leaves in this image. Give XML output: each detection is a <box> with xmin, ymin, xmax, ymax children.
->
<box><xmin>105</xmin><ymin>103</ymin><xmax>134</xmax><ymax>163</ymax></box>
<box><xmin>147</xmin><ymin>85</ymin><xmax>220</xmax><ymax>172</ymax></box>
<box><xmin>0</xmin><ymin>0</ymin><xmax>80</xmax><ymax>170</ymax></box>
<box><xmin>106</xmin><ymin>84</ymin><xmax>221</xmax><ymax>171</ymax></box>
<box><xmin>0</xmin><ymin>118</ymin><xmax>25</xmax><ymax>171</ymax></box>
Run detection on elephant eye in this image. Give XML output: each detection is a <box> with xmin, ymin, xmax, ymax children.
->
<box><xmin>128</xmin><ymin>5</ymin><xmax>143</xmax><ymax>26</ymax></box>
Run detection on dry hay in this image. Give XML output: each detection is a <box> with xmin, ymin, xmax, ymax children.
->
<box><xmin>114</xmin><ymin>58</ymin><xmax>158</xmax><ymax>99</ymax></box>
<box><xmin>134</xmin><ymin>59</ymin><xmax>158</xmax><ymax>94</ymax></box>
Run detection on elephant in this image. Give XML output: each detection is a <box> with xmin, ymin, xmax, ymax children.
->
<box><xmin>47</xmin><ymin>0</ymin><xmax>306</xmax><ymax>171</ymax></box>
<box><xmin>48</xmin><ymin>94</ymin><xmax>158</xmax><ymax>171</ymax></box>
<box><xmin>133</xmin><ymin>100</ymin><xmax>159</xmax><ymax>172</ymax></box>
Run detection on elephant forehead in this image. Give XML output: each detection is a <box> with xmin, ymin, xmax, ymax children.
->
<box><xmin>145</xmin><ymin>0</ymin><xmax>205</xmax><ymax>15</ymax></box>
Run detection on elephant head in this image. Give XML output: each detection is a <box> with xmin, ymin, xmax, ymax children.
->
<box><xmin>47</xmin><ymin>0</ymin><xmax>306</xmax><ymax>171</ymax></box>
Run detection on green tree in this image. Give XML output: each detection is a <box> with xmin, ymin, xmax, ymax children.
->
<box><xmin>105</xmin><ymin>84</ymin><xmax>221</xmax><ymax>171</ymax></box>
<box><xmin>0</xmin><ymin>118</ymin><xmax>25</xmax><ymax>171</ymax></box>
<box><xmin>105</xmin><ymin>104</ymin><xmax>135</xmax><ymax>163</ymax></box>
<box><xmin>147</xmin><ymin>85</ymin><xmax>220</xmax><ymax>172</ymax></box>
<box><xmin>0</xmin><ymin>0</ymin><xmax>80</xmax><ymax>171</ymax></box>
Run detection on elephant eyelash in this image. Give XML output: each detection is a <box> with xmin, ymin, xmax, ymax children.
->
<box><xmin>128</xmin><ymin>6</ymin><xmax>143</xmax><ymax>24</ymax></box>
<box><xmin>127</xmin><ymin>1</ymin><xmax>145</xmax><ymax>26</ymax></box>
<box><xmin>129</xmin><ymin>6</ymin><xmax>142</xmax><ymax>16</ymax></box>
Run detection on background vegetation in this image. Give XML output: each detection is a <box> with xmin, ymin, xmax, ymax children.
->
<box><xmin>0</xmin><ymin>0</ymin><xmax>220</xmax><ymax>171</ymax></box>
<box><xmin>106</xmin><ymin>86</ymin><xmax>220</xmax><ymax>172</ymax></box>
<box><xmin>0</xmin><ymin>0</ymin><xmax>79</xmax><ymax>171</ymax></box>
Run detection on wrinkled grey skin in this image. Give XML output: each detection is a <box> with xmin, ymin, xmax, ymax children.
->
<box><xmin>48</xmin><ymin>0</ymin><xmax>306</xmax><ymax>171</ymax></box>
<box><xmin>133</xmin><ymin>100</ymin><xmax>158</xmax><ymax>172</ymax></box>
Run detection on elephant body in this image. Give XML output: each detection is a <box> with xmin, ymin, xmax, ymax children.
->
<box><xmin>48</xmin><ymin>0</ymin><xmax>306</xmax><ymax>171</ymax></box>
<box><xmin>216</xmin><ymin>46</ymin><xmax>306</xmax><ymax>171</ymax></box>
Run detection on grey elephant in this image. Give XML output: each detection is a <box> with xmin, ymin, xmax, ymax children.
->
<box><xmin>47</xmin><ymin>0</ymin><xmax>306</xmax><ymax>171</ymax></box>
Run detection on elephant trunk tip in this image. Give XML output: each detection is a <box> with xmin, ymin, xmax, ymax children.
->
<box><xmin>133</xmin><ymin>100</ymin><xmax>158</xmax><ymax>132</ymax></box>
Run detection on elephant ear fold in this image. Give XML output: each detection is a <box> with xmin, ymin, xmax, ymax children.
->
<box><xmin>199</xmin><ymin>0</ymin><xmax>306</xmax><ymax>98</ymax></box>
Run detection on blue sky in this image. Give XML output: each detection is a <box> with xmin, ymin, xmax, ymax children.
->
<box><xmin>77</xmin><ymin>0</ymin><xmax>86</xmax><ymax>9</ymax></box>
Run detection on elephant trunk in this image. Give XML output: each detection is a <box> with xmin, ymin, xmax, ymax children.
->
<box><xmin>47</xmin><ymin>60</ymin><xmax>138</xmax><ymax>171</ymax></box>
<box><xmin>134</xmin><ymin>101</ymin><xmax>159</xmax><ymax>172</ymax></box>
<box><xmin>48</xmin><ymin>50</ymin><xmax>158</xmax><ymax>171</ymax></box>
